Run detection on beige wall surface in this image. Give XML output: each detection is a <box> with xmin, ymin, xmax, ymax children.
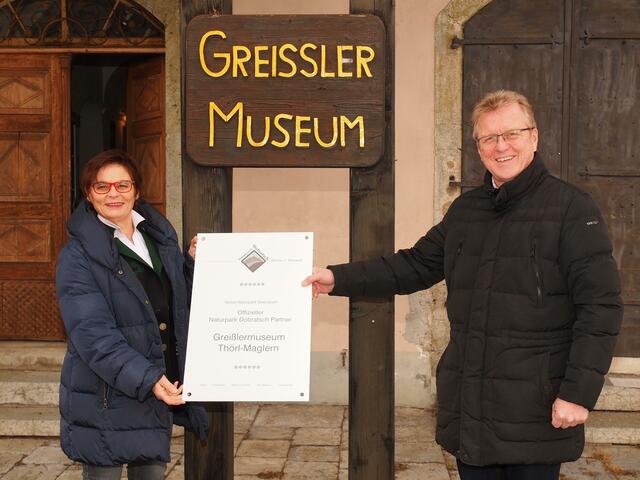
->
<box><xmin>393</xmin><ymin>0</ymin><xmax>451</xmax><ymax>406</ymax></box>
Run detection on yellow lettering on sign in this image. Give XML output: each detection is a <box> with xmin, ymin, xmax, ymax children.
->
<box><xmin>320</xmin><ymin>45</ymin><xmax>335</xmax><ymax>78</ymax></box>
<box><xmin>313</xmin><ymin>117</ymin><xmax>339</xmax><ymax>148</ymax></box>
<box><xmin>356</xmin><ymin>46</ymin><xmax>375</xmax><ymax>78</ymax></box>
<box><xmin>207</xmin><ymin>107</ymin><xmax>366</xmax><ymax>150</ymax></box>
<box><xmin>254</xmin><ymin>46</ymin><xmax>269</xmax><ymax>78</ymax></box>
<box><xmin>295</xmin><ymin>116</ymin><xmax>311</xmax><ymax>148</ymax></box>
<box><xmin>278</xmin><ymin>44</ymin><xmax>297</xmax><ymax>78</ymax></box>
<box><xmin>199</xmin><ymin>30</ymin><xmax>230</xmax><ymax>78</ymax></box>
<box><xmin>271</xmin><ymin>45</ymin><xmax>278</xmax><ymax>77</ymax></box>
<box><xmin>209</xmin><ymin>101</ymin><xmax>243</xmax><ymax>147</ymax></box>
<box><xmin>232</xmin><ymin>46</ymin><xmax>251</xmax><ymax>77</ymax></box>
<box><xmin>271</xmin><ymin>113</ymin><xmax>293</xmax><ymax>148</ymax></box>
<box><xmin>246</xmin><ymin>115</ymin><xmax>271</xmax><ymax>147</ymax></box>
<box><xmin>198</xmin><ymin>30</ymin><xmax>377</xmax><ymax>79</ymax></box>
<box><xmin>247</xmin><ymin>115</ymin><xmax>271</xmax><ymax>147</ymax></box>
<box><xmin>337</xmin><ymin>45</ymin><xmax>353</xmax><ymax>78</ymax></box>
<box><xmin>340</xmin><ymin>115</ymin><xmax>365</xmax><ymax>148</ymax></box>
<box><xmin>299</xmin><ymin>43</ymin><xmax>318</xmax><ymax>78</ymax></box>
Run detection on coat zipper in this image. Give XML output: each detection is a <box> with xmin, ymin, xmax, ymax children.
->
<box><xmin>531</xmin><ymin>240</ymin><xmax>543</xmax><ymax>307</ymax></box>
<box><xmin>450</xmin><ymin>242</ymin><xmax>463</xmax><ymax>288</ymax></box>
<box><xmin>102</xmin><ymin>382</ymin><xmax>109</xmax><ymax>409</ymax></box>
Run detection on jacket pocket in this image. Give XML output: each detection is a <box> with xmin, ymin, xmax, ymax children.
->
<box><xmin>530</xmin><ymin>239</ymin><xmax>544</xmax><ymax>307</ymax></box>
<box><xmin>539</xmin><ymin>351</ymin><xmax>553</xmax><ymax>407</ymax></box>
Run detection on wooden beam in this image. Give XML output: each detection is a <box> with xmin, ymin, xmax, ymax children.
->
<box><xmin>349</xmin><ymin>0</ymin><xmax>395</xmax><ymax>479</ymax></box>
<box><xmin>181</xmin><ymin>1</ymin><xmax>233</xmax><ymax>479</ymax></box>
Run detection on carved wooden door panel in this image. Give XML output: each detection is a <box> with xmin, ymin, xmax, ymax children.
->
<box><xmin>127</xmin><ymin>56</ymin><xmax>165</xmax><ymax>214</ymax></box>
<box><xmin>462</xmin><ymin>0</ymin><xmax>639</xmax><ymax>356</ymax></box>
<box><xmin>0</xmin><ymin>54</ymin><xmax>70</xmax><ymax>340</ymax></box>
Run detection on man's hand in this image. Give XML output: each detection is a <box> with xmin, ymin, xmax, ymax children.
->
<box><xmin>152</xmin><ymin>375</ymin><xmax>186</xmax><ymax>406</ymax></box>
<box><xmin>301</xmin><ymin>267</ymin><xmax>335</xmax><ymax>298</ymax></box>
<box><xmin>188</xmin><ymin>235</ymin><xmax>198</xmax><ymax>260</ymax></box>
<box><xmin>551</xmin><ymin>397</ymin><xmax>588</xmax><ymax>429</ymax></box>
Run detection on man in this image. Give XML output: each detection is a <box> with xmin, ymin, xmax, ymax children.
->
<box><xmin>303</xmin><ymin>90</ymin><xmax>622</xmax><ymax>479</ymax></box>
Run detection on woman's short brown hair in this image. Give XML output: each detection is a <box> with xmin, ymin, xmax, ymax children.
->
<box><xmin>80</xmin><ymin>149</ymin><xmax>143</xmax><ymax>197</ymax></box>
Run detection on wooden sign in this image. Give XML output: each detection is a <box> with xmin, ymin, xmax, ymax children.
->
<box><xmin>185</xmin><ymin>15</ymin><xmax>386</xmax><ymax>167</ymax></box>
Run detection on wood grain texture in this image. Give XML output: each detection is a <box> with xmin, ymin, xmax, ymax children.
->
<box><xmin>127</xmin><ymin>57</ymin><xmax>166</xmax><ymax>214</ymax></box>
<box><xmin>349</xmin><ymin>0</ymin><xmax>395</xmax><ymax>479</ymax></box>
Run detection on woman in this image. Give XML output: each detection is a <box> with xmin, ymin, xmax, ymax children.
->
<box><xmin>56</xmin><ymin>150</ymin><xmax>207</xmax><ymax>479</ymax></box>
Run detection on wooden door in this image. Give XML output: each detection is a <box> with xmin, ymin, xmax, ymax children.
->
<box><xmin>568</xmin><ymin>0</ymin><xmax>640</xmax><ymax>357</ymax></box>
<box><xmin>461</xmin><ymin>0</ymin><xmax>639</xmax><ymax>356</ymax></box>
<box><xmin>0</xmin><ymin>54</ymin><xmax>70</xmax><ymax>340</ymax></box>
<box><xmin>127</xmin><ymin>56</ymin><xmax>165</xmax><ymax>214</ymax></box>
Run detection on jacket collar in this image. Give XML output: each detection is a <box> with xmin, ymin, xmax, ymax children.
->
<box><xmin>483</xmin><ymin>153</ymin><xmax>548</xmax><ymax>211</ymax></box>
<box><xmin>67</xmin><ymin>198</ymin><xmax>176</xmax><ymax>269</ymax></box>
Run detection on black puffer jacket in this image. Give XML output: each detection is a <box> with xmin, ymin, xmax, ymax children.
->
<box><xmin>329</xmin><ymin>155</ymin><xmax>622</xmax><ymax>466</ymax></box>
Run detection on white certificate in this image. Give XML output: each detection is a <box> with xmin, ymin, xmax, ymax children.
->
<box><xmin>183</xmin><ymin>232</ymin><xmax>313</xmax><ymax>402</ymax></box>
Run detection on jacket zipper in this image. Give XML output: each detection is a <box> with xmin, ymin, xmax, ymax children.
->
<box><xmin>531</xmin><ymin>240</ymin><xmax>543</xmax><ymax>307</ymax></box>
<box><xmin>102</xmin><ymin>382</ymin><xmax>109</xmax><ymax>409</ymax></box>
<box><xmin>450</xmin><ymin>242</ymin><xmax>463</xmax><ymax>288</ymax></box>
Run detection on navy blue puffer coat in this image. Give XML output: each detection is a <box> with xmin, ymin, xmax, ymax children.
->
<box><xmin>56</xmin><ymin>199</ymin><xmax>208</xmax><ymax>466</ymax></box>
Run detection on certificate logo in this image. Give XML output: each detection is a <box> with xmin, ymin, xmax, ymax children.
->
<box><xmin>240</xmin><ymin>248</ymin><xmax>267</xmax><ymax>272</ymax></box>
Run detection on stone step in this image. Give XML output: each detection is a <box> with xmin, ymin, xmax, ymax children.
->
<box><xmin>0</xmin><ymin>405</ymin><xmax>59</xmax><ymax>436</ymax></box>
<box><xmin>595</xmin><ymin>374</ymin><xmax>640</xmax><ymax>412</ymax></box>
<box><xmin>586</xmin><ymin>411</ymin><xmax>640</xmax><ymax>445</ymax></box>
<box><xmin>0</xmin><ymin>405</ymin><xmax>185</xmax><ymax>437</ymax></box>
<box><xmin>0</xmin><ymin>341</ymin><xmax>65</xmax><ymax>371</ymax></box>
<box><xmin>0</xmin><ymin>370</ymin><xmax>59</xmax><ymax>406</ymax></box>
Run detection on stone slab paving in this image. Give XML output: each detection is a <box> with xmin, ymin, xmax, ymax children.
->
<box><xmin>0</xmin><ymin>404</ymin><xmax>638</xmax><ymax>479</ymax></box>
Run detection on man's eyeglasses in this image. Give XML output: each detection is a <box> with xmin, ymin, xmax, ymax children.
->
<box><xmin>475</xmin><ymin>127</ymin><xmax>535</xmax><ymax>147</ymax></box>
<box><xmin>92</xmin><ymin>181</ymin><xmax>135</xmax><ymax>194</ymax></box>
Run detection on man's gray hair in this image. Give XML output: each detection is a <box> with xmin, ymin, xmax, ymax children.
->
<box><xmin>472</xmin><ymin>90</ymin><xmax>537</xmax><ymax>138</ymax></box>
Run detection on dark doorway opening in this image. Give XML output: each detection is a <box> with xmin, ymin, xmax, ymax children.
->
<box><xmin>71</xmin><ymin>54</ymin><xmax>156</xmax><ymax>207</ymax></box>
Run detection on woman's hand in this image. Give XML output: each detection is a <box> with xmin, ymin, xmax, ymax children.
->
<box><xmin>301</xmin><ymin>267</ymin><xmax>335</xmax><ymax>298</ymax></box>
<box><xmin>152</xmin><ymin>375</ymin><xmax>185</xmax><ymax>406</ymax></box>
<box><xmin>188</xmin><ymin>235</ymin><xmax>198</xmax><ymax>260</ymax></box>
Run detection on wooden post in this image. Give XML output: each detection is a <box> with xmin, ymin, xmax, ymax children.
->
<box><xmin>349</xmin><ymin>1</ymin><xmax>395</xmax><ymax>479</ymax></box>
<box><xmin>181</xmin><ymin>1</ymin><xmax>234</xmax><ymax>479</ymax></box>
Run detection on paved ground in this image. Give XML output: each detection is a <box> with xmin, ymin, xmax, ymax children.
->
<box><xmin>0</xmin><ymin>404</ymin><xmax>638</xmax><ymax>479</ymax></box>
